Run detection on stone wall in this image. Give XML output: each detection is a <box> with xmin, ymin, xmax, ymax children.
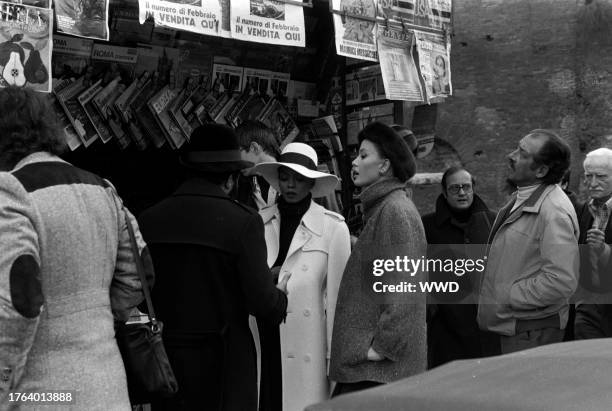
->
<box><xmin>420</xmin><ymin>0</ymin><xmax>612</xmax><ymax>215</ymax></box>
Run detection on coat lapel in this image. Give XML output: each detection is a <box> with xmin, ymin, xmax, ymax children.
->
<box><xmin>284</xmin><ymin>202</ymin><xmax>324</xmax><ymax>263</ymax></box>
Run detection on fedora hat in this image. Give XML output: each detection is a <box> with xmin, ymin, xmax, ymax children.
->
<box><xmin>252</xmin><ymin>142</ymin><xmax>339</xmax><ymax>198</ymax></box>
<box><xmin>180</xmin><ymin>124</ymin><xmax>253</xmax><ymax>172</ymax></box>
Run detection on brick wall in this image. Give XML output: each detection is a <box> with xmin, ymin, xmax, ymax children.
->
<box><xmin>427</xmin><ymin>0</ymin><xmax>612</xmax><ymax>215</ymax></box>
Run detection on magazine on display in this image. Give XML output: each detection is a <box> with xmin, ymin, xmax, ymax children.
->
<box><xmin>175</xmin><ymin>40</ymin><xmax>213</xmax><ymax>89</ymax></box>
<box><xmin>258</xmin><ymin>98</ymin><xmax>299</xmax><ymax>148</ymax></box>
<box><xmin>56</xmin><ymin>76</ymin><xmax>99</xmax><ymax>147</ymax></box>
<box><xmin>130</xmin><ymin>77</ymin><xmax>166</xmax><ymax>149</ymax></box>
<box><xmin>52</xmin><ymin>77</ymin><xmax>82</xmax><ymax>151</ymax></box>
<box><xmin>211</xmin><ymin>63</ymin><xmax>243</xmax><ymax>94</ymax></box>
<box><xmin>148</xmin><ymin>84</ymin><xmax>187</xmax><ymax>149</ymax></box>
<box><xmin>168</xmin><ymin>88</ymin><xmax>194</xmax><ymax>138</ymax></box>
<box><xmin>90</xmin><ymin>76</ymin><xmax>131</xmax><ymax>149</ymax></box>
<box><xmin>55</xmin><ymin>0</ymin><xmax>110</xmax><ymax>40</ymax></box>
<box><xmin>0</xmin><ymin>1</ymin><xmax>52</xmax><ymax>92</ymax></box>
<box><xmin>52</xmin><ymin>34</ymin><xmax>93</xmax><ymax>79</ymax></box>
<box><xmin>243</xmin><ymin>67</ymin><xmax>270</xmax><ymax>95</ymax></box>
<box><xmin>267</xmin><ymin>71</ymin><xmax>289</xmax><ymax>100</ymax></box>
<box><xmin>90</xmin><ymin>43</ymin><xmax>137</xmax><ymax>85</ymax></box>
<box><xmin>78</xmin><ymin>79</ymin><xmax>113</xmax><ymax>143</ymax></box>
<box><xmin>135</xmin><ymin>43</ymin><xmax>180</xmax><ymax>88</ymax></box>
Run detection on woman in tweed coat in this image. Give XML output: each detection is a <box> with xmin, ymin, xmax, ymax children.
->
<box><xmin>0</xmin><ymin>87</ymin><xmax>149</xmax><ymax>410</ymax></box>
<box><xmin>329</xmin><ymin>122</ymin><xmax>427</xmax><ymax>396</ymax></box>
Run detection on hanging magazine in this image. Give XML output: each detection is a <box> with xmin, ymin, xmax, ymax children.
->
<box><xmin>0</xmin><ymin>1</ymin><xmax>52</xmax><ymax>92</ymax></box>
<box><xmin>415</xmin><ymin>31</ymin><xmax>451</xmax><ymax>100</ymax></box>
<box><xmin>331</xmin><ymin>0</ymin><xmax>377</xmax><ymax>62</ymax></box>
<box><xmin>377</xmin><ymin>26</ymin><xmax>424</xmax><ymax>101</ymax></box>
<box><xmin>55</xmin><ymin>0</ymin><xmax>110</xmax><ymax>40</ymax></box>
<box><xmin>258</xmin><ymin>98</ymin><xmax>299</xmax><ymax>148</ymax></box>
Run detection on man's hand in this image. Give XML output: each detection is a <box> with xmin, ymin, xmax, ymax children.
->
<box><xmin>587</xmin><ymin>228</ymin><xmax>606</xmax><ymax>253</ymax></box>
<box><xmin>367</xmin><ymin>346</ymin><xmax>384</xmax><ymax>361</ymax></box>
<box><xmin>276</xmin><ymin>272</ymin><xmax>291</xmax><ymax>295</ymax></box>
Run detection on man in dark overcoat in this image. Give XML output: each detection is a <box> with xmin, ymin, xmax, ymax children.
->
<box><xmin>139</xmin><ymin>124</ymin><xmax>289</xmax><ymax>411</ymax></box>
<box><xmin>422</xmin><ymin>167</ymin><xmax>496</xmax><ymax>368</ymax></box>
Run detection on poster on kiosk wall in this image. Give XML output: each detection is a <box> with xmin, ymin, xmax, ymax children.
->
<box><xmin>331</xmin><ymin>0</ymin><xmax>378</xmax><ymax>62</ymax></box>
<box><xmin>0</xmin><ymin>1</ymin><xmax>53</xmax><ymax>92</ymax></box>
<box><xmin>138</xmin><ymin>0</ymin><xmax>227</xmax><ymax>38</ymax></box>
<box><xmin>230</xmin><ymin>0</ymin><xmax>305</xmax><ymax>47</ymax></box>
<box><xmin>55</xmin><ymin>0</ymin><xmax>110</xmax><ymax>40</ymax></box>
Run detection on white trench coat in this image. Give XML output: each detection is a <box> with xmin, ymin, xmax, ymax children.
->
<box><xmin>260</xmin><ymin>200</ymin><xmax>350</xmax><ymax>411</ymax></box>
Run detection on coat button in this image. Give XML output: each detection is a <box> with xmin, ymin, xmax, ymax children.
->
<box><xmin>304</xmin><ymin>355</ymin><xmax>311</xmax><ymax>362</ymax></box>
<box><xmin>303</xmin><ymin>309</ymin><xmax>310</xmax><ymax>317</ymax></box>
<box><xmin>1</xmin><ymin>367</ymin><xmax>10</xmax><ymax>382</ymax></box>
<box><xmin>301</xmin><ymin>264</ymin><xmax>308</xmax><ymax>271</ymax></box>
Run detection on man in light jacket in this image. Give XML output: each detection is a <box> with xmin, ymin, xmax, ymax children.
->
<box><xmin>478</xmin><ymin>129</ymin><xmax>579</xmax><ymax>354</ymax></box>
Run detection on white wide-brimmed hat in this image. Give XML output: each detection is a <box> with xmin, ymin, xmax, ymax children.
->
<box><xmin>252</xmin><ymin>142</ymin><xmax>339</xmax><ymax>198</ymax></box>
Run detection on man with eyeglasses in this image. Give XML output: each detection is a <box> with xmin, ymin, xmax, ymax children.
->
<box><xmin>574</xmin><ymin>148</ymin><xmax>612</xmax><ymax>339</ymax></box>
<box><xmin>478</xmin><ymin>129</ymin><xmax>579</xmax><ymax>355</ymax></box>
<box><xmin>422</xmin><ymin>166</ymin><xmax>496</xmax><ymax>367</ymax></box>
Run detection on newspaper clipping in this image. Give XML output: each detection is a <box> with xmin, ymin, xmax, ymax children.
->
<box><xmin>415</xmin><ymin>31</ymin><xmax>451</xmax><ymax>100</ymax></box>
<box><xmin>377</xmin><ymin>26</ymin><xmax>423</xmax><ymax>101</ymax></box>
<box><xmin>0</xmin><ymin>1</ymin><xmax>52</xmax><ymax>92</ymax></box>
<box><xmin>230</xmin><ymin>0</ymin><xmax>305</xmax><ymax>47</ymax></box>
<box><xmin>332</xmin><ymin>0</ymin><xmax>377</xmax><ymax>62</ymax></box>
<box><xmin>138</xmin><ymin>0</ymin><xmax>223</xmax><ymax>38</ymax></box>
<box><xmin>55</xmin><ymin>0</ymin><xmax>109</xmax><ymax>40</ymax></box>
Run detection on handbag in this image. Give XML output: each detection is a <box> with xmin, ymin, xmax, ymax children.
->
<box><xmin>114</xmin><ymin>210</ymin><xmax>178</xmax><ymax>404</ymax></box>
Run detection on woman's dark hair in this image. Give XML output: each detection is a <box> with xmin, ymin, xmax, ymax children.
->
<box><xmin>441</xmin><ymin>166</ymin><xmax>475</xmax><ymax>192</ymax></box>
<box><xmin>0</xmin><ymin>86</ymin><xmax>64</xmax><ymax>169</ymax></box>
<box><xmin>236</xmin><ymin>120</ymin><xmax>280</xmax><ymax>160</ymax></box>
<box><xmin>529</xmin><ymin>129</ymin><xmax>571</xmax><ymax>185</ymax></box>
<box><xmin>357</xmin><ymin>122</ymin><xmax>416</xmax><ymax>182</ymax></box>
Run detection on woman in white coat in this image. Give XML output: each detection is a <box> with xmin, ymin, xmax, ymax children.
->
<box><xmin>253</xmin><ymin>142</ymin><xmax>351</xmax><ymax>411</ymax></box>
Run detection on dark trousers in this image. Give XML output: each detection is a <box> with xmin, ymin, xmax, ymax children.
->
<box><xmin>574</xmin><ymin>304</ymin><xmax>612</xmax><ymax>339</ymax></box>
<box><xmin>257</xmin><ymin>319</ymin><xmax>282</xmax><ymax>411</ymax></box>
<box><xmin>500</xmin><ymin>327</ymin><xmax>564</xmax><ymax>354</ymax></box>
<box><xmin>332</xmin><ymin>381</ymin><xmax>383</xmax><ymax>398</ymax></box>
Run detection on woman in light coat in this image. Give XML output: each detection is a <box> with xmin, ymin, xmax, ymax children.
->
<box><xmin>253</xmin><ymin>142</ymin><xmax>351</xmax><ymax>411</ymax></box>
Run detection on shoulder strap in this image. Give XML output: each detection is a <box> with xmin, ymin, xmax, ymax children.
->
<box><xmin>124</xmin><ymin>212</ymin><xmax>157</xmax><ymax>325</ymax></box>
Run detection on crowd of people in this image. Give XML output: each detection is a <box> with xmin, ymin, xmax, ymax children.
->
<box><xmin>1</xmin><ymin>86</ymin><xmax>612</xmax><ymax>411</ymax></box>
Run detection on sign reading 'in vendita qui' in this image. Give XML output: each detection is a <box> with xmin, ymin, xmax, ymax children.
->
<box><xmin>138</xmin><ymin>0</ymin><xmax>227</xmax><ymax>38</ymax></box>
<box><xmin>230</xmin><ymin>0</ymin><xmax>305</xmax><ymax>47</ymax></box>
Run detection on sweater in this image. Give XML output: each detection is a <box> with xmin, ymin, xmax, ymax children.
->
<box><xmin>329</xmin><ymin>177</ymin><xmax>427</xmax><ymax>383</ymax></box>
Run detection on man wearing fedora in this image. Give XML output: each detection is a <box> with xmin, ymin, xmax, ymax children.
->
<box><xmin>138</xmin><ymin>124</ymin><xmax>289</xmax><ymax>411</ymax></box>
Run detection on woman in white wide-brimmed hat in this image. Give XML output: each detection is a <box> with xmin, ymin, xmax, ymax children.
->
<box><xmin>253</xmin><ymin>142</ymin><xmax>351</xmax><ymax>411</ymax></box>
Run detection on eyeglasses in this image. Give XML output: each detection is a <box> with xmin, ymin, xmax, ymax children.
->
<box><xmin>447</xmin><ymin>184</ymin><xmax>473</xmax><ymax>195</ymax></box>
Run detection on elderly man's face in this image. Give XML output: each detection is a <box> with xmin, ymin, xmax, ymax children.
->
<box><xmin>584</xmin><ymin>161</ymin><xmax>612</xmax><ymax>201</ymax></box>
